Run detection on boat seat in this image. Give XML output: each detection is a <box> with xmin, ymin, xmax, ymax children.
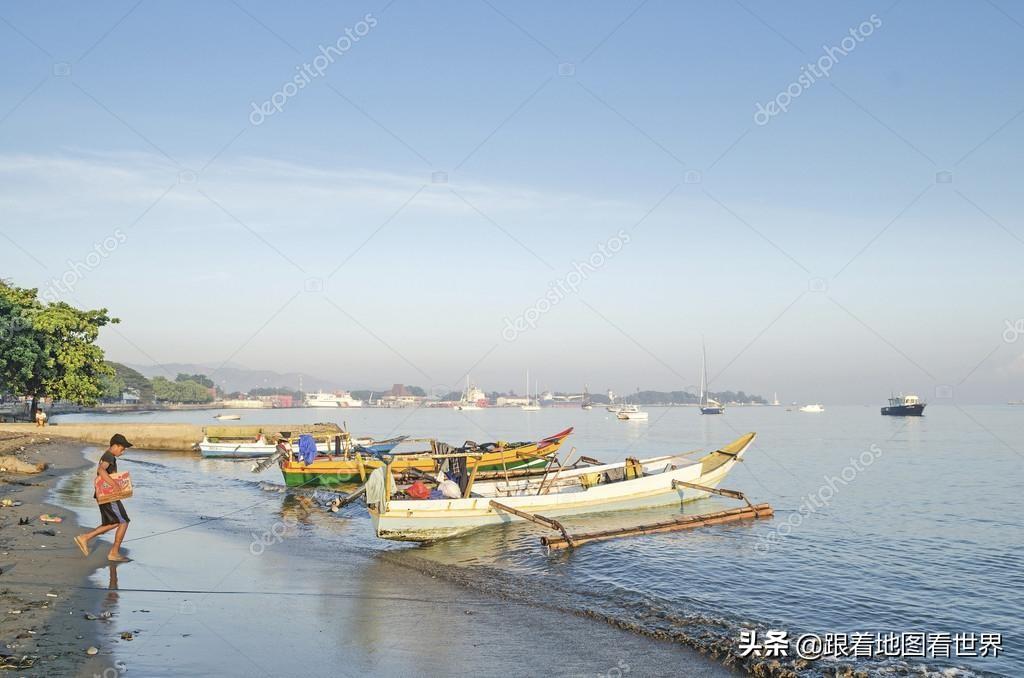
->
<box><xmin>603</xmin><ymin>468</ymin><xmax>626</xmax><ymax>483</ymax></box>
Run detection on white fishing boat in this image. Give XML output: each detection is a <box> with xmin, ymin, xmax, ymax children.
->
<box><xmin>304</xmin><ymin>391</ymin><xmax>364</xmax><ymax>408</ymax></box>
<box><xmin>616</xmin><ymin>404</ymin><xmax>649</xmax><ymax>420</ymax></box>
<box><xmin>213</xmin><ymin>414</ymin><xmax>242</xmax><ymax>420</ymax></box>
<box><xmin>368</xmin><ymin>433</ymin><xmax>757</xmax><ymax>542</ymax></box>
<box><xmin>798</xmin><ymin>404</ymin><xmax>824</xmax><ymax>413</ymax></box>
<box><xmin>198</xmin><ymin>434</ymin><xmax>383</xmax><ymax>459</ymax></box>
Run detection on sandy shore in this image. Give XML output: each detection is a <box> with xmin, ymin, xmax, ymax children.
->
<box><xmin>0</xmin><ymin>432</ymin><xmax>744</xmax><ymax>677</ymax></box>
<box><xmin>0</xmin><ymin>433</ymin><xmax>119</xmax><ymax>677</ymax></box>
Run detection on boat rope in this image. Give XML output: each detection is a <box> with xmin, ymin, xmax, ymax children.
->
<box><xmin>122</xmin><ymin>472</ymin><xmax>339</xmax><ymax>544</ymax></box>
<box><xmin>0</xmin><ymin>579</ymin><xmax>530</xmax><ymax>605</ymax></box>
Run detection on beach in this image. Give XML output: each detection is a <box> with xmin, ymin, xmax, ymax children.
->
<box><xmin>1</xmin><ymin>430</ymin><xmax>735</xmax><ymax>677</ymax></box>
<box><xmin>0</xmin><ymin>433</ymin><xmax>112</xmax><ymax>677</ymax></box>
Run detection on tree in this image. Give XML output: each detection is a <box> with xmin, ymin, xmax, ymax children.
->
<box><xmin>151</xmin><ymin>376</ymin><xmax>213</xmax><ymax>403</ymax></box>
<box><xmin>177</xmin><ymin>373</ymin><xmax>214</xmax><ymax>389</ymax></box>
<box><xmin>0</xmin><ymin>281</ymin><xmax>117</xmax><ymax>416</ymax></box>
<box><xmin>102</xmin><ymin>361</ymin><xmax>155</xmax><ymax>403</ymax></box>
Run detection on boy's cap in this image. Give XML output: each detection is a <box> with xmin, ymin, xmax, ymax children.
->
<box><xmin>109</xmin><ymin>433</ymin><xmax>133</xmax><ymax>448</ymax></box>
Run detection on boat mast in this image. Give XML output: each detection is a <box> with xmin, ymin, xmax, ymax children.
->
<box><xmin>700</xmin><ymin>338</ymin><xmax>708</xmax><ymax>407</ymax></box>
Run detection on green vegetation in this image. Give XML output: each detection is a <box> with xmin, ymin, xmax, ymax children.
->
<box><xmin>151</xmin><ymin>376</ymin><xmax>215</xmax><ymax>404</ymax></box>
<box><xmin>101</xmin><ymin>361</ymin><xmax>155</xmax><ymax>403</ymax></box>
<box><xmin>0</xmin><ymin>280</ymin><xmax>117</xmax><ymax>416</ymax></box>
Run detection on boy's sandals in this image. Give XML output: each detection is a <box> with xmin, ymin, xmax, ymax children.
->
<box><xmin>107</xmin><ymin>553</ymin><xmax>131</xmax><ymax>562</ymax></box>
<box><xmin>74</xmin><ymin>536</ymin><xmax>89</xmax><ymax>556</ymax></box>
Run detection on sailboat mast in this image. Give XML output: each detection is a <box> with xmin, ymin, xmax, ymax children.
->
<box><xmin>700</xmin><ymin>339</ymin><xmax>708</xmax><ymax>407</ymax></box>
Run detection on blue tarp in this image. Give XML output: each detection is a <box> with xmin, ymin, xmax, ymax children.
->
<box><xmin>298</xmin><ymin>434</ymin><xmax>318</xmax><ymax>464</ymax></box>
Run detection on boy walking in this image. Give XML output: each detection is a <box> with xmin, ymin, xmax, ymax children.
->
<box><xmin>74</xmin><ymin>434</ymin><xmax>133</xmax><ymax>562</ymax></box>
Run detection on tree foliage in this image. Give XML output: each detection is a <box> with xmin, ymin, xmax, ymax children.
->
<box><xmin>101</xmin><ymin>361</ymin><xmax>155</xmax><ymax>403</ymax></box>
<box><xmin>0</xmin><ymin>281</ymin><xmax>117</xmax><ymax>412</ymax></box>
<box><xmin>151</xmin><ymin>376</ymin><xmax>214</xmax><ymax>403</ymax></box>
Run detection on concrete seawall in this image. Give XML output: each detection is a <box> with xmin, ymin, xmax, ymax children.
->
<box><xmin>0</xmin><ymin>423</ymin><xmax>203</xmax><ymax>451</ymax></box>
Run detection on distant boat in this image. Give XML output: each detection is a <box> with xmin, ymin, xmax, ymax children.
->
<box><xmin>771</xmin><ymin>392</ymin><xmax>780</xmax><ymax>407</ymax></box>
<box><xmin>214</xmin><ymin>414</ymin><xmax>241</xmax><ymax>420</ymax></box>
<box><xmin>305</xmin><ymin>391</ymin><xmax>363</xmax><ymax>408</ymax></box>
<box><xmin>617</xmin><ymin>404</ymin><xmax>649</xmax><ymax>420</ymax></box>
<box><xmin>581</xmin><ymin>385</ymin><xmax>593</xmax><ymax>410</ymax></box>
<box><xmin>798</xmin><ymin>404</ymin><xmax>824</xmax><ymax>413</ymax></box>
<box><xmin>699</xmin><ymin>340</ymin><xmax>724</xmax><ymax>415</ymax></box>
<box><xmin>456</xmin><ymin>378</ymin><xmax>484</xmax><ymax>410</ymax></box>
<box><xmin>1009</xmin><ymin>400</ymin><xmax>1024</xmax><ymax>406</ymax></box>
<box><xmin>521</xmin><ymin>371</ymin><xmax>541</xmax><ymax>411</ymax></box>
<box><xmin>881</xmin><ymin>393</ymin><xmax>926</xmax><ymax>416</ymax></box>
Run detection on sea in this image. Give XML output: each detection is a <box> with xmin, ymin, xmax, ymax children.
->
<box><xmin>52</xmin><ymin>405</ymin><xmax>1020</xmax><ymax>677</ymax></box>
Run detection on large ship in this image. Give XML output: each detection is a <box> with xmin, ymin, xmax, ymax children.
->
<box><xmin>304</xmin><ymin>391</ymin><xmax>364</xmax><ymax>408</ymax></box>
<box><xmin>881</xmin><ymin>393</ymin><xmax>925</xmax><ymax>416</ymax></box>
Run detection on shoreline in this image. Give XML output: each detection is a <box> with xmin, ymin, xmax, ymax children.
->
<box><xmin>0</xmin><ymin>433</ymin><xmax>114</xmax><ymax>677</ymax></box>
<box><xmin>0</xmin><ymin>433</ymin><xmax>738</xmax><ymax>677</ymax></box>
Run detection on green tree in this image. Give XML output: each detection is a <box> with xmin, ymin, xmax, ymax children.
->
<box><xmin>176</xmin><ymin>373</ymin><xmax>215</xmax><ymax>389</ymax></box>
<box><xmin>102</xmin><ymin>361</ymin><xmax>155</xmax><ymax>403</ymax></box>
<box><xmin>0</xmin><ymin>281</ymin><xmax>117</xmax><ymax>416</ymax></box>
<box><xmin>152</xmin><ymin>376</ymin><xmax>214</xmax><ymax>403</ymax></box>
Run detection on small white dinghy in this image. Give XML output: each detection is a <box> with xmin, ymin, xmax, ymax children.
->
<box><xmin>368</xmin><ymin>433</ymin><xmax>757</xmax><ymax>542</ymax></box>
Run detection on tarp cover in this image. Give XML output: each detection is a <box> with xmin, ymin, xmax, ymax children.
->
<box><xmin>298</xmin><ymin>434</ymin><xmax>318</xmax><ymax>464</ymax></box>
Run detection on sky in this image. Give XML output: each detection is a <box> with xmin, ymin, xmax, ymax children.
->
<box><xmin>1</xmin><ymin>1</ymin><xmax>1022</xmax><ymax>403</ymax></box>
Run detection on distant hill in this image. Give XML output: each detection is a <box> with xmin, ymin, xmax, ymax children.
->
<box><xmin>124</xmin><ymin>363</ymin><xmax>337</xmax><ymax>395</ymax></box>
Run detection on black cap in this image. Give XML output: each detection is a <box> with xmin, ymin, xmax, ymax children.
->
<box><xmin>109</xmin><ymin>433</ymin><xmax>133</xmax><ymax>449</ymax></box>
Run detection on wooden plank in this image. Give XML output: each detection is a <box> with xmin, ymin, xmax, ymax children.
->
<box><xmin>541</xmin><ymin>503</ymin><xmax>773</xmax><ymax>550</ymax></box>
<box><xmin>488</xmin><ymin>500</ymin><xmax>575</xmax><ymax>546</ymax></box>
<box><xmin>671</xmin><ymin>480</ymin><xmax>754</xmax><ymax>508</ymax></box>
<box><xmin>463</xmin><ymin>456</ymin><xmax>481</xmax><ymax>498</ymax></box>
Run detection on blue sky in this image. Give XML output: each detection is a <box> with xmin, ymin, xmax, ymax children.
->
<box><xmin>1</xmin><ymin>1</ymin><xmax>1022</xmax><ymax>403</ymax></box>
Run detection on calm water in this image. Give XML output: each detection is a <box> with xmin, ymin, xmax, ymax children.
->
<box><xmin>54</xmin><ymin>405</ymin><xmax>1021</xmax><ymax>676</ymax></box>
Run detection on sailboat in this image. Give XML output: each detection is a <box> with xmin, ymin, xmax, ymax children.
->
<box><xmin>581</xmin><ymin>385</ymin><xmax>593</xmax><ymax>410</ymax></box>
<box><xmin>521</xmin><ymin>371</ymin><xmax>541</xmax><ymax>411</ymax></box>
<box><xmin>699</xmin><ymin>340</ymin><xmax>724</xmax><ymax>415</ymax></box>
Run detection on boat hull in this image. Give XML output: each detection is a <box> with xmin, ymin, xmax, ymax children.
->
<box><xmin>699</xmin><ymin>407</ymin><xmax>723</xmax><ymax>415</ymax></box>
<box><xmin>281</xmin><ymin>429</ymin><xmax>571</xmax><ymax>487</ymax></box>
<box><xmin>372</xmin><ymin>433</ymin><xmax>754</xmax><ymax>542</ymax></box>
<box><xmin>282</xmin><ymin>455</ymin><xmax>551</xmax><ymax>487</ymax></box>
<box><xmin>881</xmin><ymin>404</ymin><xmax>926</xmax><ymax>416</ymax></box>
<box><xmin>199</xmin><ymin>441</ymin><xmax>330</xmax><ymax>459</ymax></box>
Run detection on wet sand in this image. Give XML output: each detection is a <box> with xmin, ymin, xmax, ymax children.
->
<box><xmin>26</xmin><ymin>440</ymin><xmax>740</xmax><ymax>677</ymax></box>
<box><xmin>0</xmin><ymin>434</ymin><xmax>115</xmax><ymax>677</ymax></box>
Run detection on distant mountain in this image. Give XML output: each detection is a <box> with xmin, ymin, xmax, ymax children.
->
<box><xmin>123</xmin><ymin>363</ymin><xmax>337</xmax><ymax>394</ymax></box>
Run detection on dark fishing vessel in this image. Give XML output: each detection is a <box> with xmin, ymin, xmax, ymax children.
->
<box><xmin>881</xmin><ymin>393</ymin><xmax>926</xmax><ymax>416</ymax></box>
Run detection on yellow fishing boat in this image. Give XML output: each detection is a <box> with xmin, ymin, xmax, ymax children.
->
<box><xmin>279</xmin><ymin>428</ymin><xmax>573</xmax><ymax>487</ymax></box>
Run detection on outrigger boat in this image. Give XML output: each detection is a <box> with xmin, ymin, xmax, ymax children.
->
<box><xmin>278</xmin><ymin>428</ymin><xmax>573</xmax><ymax>487</ymax></box>
<box><xmin>197</xmin><ymin>423</ymin><xmax>348</xmax><ymax>459</ymax></box>
<box><xmin>368</xmin><ymin>432</ymin><xmax>757</xmax><ymax>543</ymax></box>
